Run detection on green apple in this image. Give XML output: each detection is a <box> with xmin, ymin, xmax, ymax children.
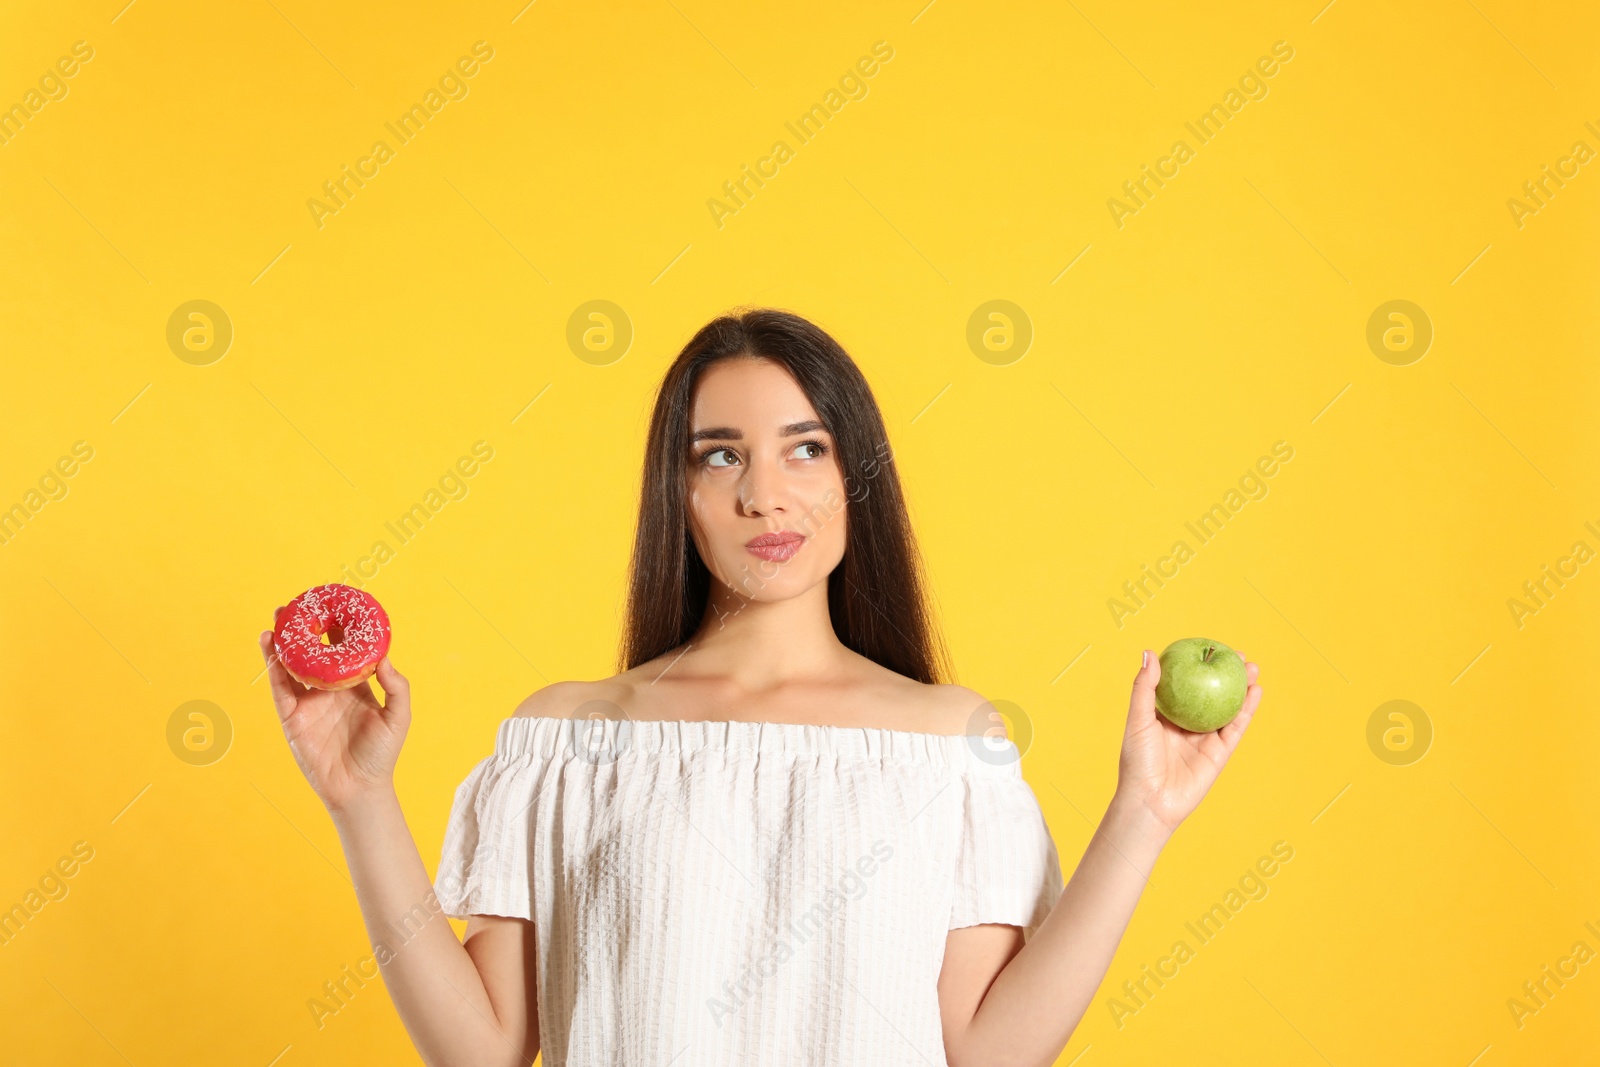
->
<box><xmin>1154</xmin><ymin>638</ymin><xmax>1248</xmax><ymax>732</ymax></box>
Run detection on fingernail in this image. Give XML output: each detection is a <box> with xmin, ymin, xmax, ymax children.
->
<box><xmin>1142</xmin><ymin>650</ymin><xmax>1148</xmax><ymax>669</ymax></box>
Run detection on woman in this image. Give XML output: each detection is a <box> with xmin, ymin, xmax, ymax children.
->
<box><xmin>259</xmin><ymin>308</ymin><xmax>1262</xmax><ymax>1066</ymax></box>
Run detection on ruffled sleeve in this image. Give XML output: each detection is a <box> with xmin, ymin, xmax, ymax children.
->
<box><xmin>432</xmin><ymin>752</ymin><xmax>539</xmax><ymax>921</ymax></box>
<box><xmin>949</xmin><ymin>770</ymin><xmax>1064</xmax><ymax>940</ymax></box>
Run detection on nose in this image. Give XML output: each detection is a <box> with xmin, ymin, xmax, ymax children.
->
<box><xmin>736</xmin><ymin>453</ymin><xmax>788</xmax><ymax>516</ymax></box>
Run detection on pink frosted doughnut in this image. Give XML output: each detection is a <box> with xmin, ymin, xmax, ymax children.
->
<box><xmin>272</xmin><ymin>584</ymin><xmax>391</xmax><ymax>691</ymax></box>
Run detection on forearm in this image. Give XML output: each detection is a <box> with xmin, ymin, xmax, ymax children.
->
<box><xmin>329</xmin><ymin>788</ymin><xmax>524</xmax><ymax>1067</ymax></box>
<box><xmin>957</xmin><ymin>794</ymin><xmax>1171</xmax><ymax>1067</ymax></box>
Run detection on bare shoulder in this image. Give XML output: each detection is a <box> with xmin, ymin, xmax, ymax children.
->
<box><xmin>836</xmin><ymin>649</ymin><xmax>999</xmax><ymax>736</ymax></box>
<box><xmin>858</xmin><ymin>656</ymin><xmax>997</xmax><ymax>737</ymax></box>
<box><xmin>923</xmin><ymin>682</ymin><xmax>1006</xmax><ymax>739</ymax></box>
<box><xmin>511</xmin><ymin>677</ymin><xmax>636</xmax><ymax>719</ymax></box>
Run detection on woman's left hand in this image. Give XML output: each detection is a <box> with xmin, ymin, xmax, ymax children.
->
<box><xmin>1114</xmin><ymin>647</ymin><xmax>1262</xmax><ymax>835</ymax></box>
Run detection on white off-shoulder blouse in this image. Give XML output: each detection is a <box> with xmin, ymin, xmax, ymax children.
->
<box><xmin>432</xmin><ymin>715</ymin><xmax>1064</xmax><ymax>1067</ymax></box>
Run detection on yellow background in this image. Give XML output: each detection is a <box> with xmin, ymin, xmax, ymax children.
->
<box><xmin>2</xmin><ymin>0</ymin><xmax>1596</xmax><ymax>1063</ymax></box>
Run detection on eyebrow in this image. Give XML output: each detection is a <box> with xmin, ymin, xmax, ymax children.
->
<box><xmin>688</xmin><ymin>419</ymin><xmax>827</xmax><ymax>444</ymax></box>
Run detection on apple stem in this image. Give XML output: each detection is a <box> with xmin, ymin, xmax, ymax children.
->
<box><xmin>1202</xmin><ymin>644</ymin><xmax>1215</xmax><ymax>663</ymax></box>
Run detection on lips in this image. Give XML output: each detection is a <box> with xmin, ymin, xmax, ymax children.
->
<box><xmin>746</xmin><ymin>530</ymin><xmax>805</xmax><ymax>562</ymax></box>
<box><xmin>746</xmin><ymin>531</ymin><xmax>804</xmax><ymax>549</ymax></box>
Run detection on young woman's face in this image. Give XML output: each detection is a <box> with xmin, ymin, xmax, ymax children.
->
<box><xmin>685</xmin><ymin>356</ymin><xmax>848</xmax><ymax>603</ymax></box>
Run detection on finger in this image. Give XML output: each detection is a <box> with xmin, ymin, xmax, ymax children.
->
<box><xmin>1215</xmin><ymin>681</ymin><xmax>1263</xmax><ymax>754</ymax></box>
<box><xmin>259</xmin><ymin>630</ymin><xmax>305</xmax><ymax>721</ymax></box>
<box><xmin>1127</xmin><ymin>649</ymin><xmax>1160</xmax><ymax>730</ymax></box>
<box><xmin>259</xmin><ymin>631</ymin><xmax>303</xmax><ymax>712</ymax></box>
<box><xmin>374</xmin><ymin>656</ymin><xmax>412</xmax><ymax>725</ymax></box>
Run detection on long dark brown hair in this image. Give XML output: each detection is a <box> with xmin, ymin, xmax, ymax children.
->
<box><xmin>619</xmin><ymin>307</ymin><xmax>953</xmax><ymax>685</ymax></box>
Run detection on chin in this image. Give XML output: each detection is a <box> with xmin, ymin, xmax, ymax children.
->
<box><xmin>732</xmin><ymin>567</ymin><xmax>820</xmax><ymax>600</ymax></box>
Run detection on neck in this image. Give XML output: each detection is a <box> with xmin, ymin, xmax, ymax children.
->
<box><xmin>677</xmin><ymin>577</ymin><xmax>849</xmax><ymax>689</ymax></box>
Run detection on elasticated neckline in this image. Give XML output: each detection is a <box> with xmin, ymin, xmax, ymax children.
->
<box><xmin>492</xmin><ymin>714</ymin><xmax>1027</xmax><ymax>776</ymax></box>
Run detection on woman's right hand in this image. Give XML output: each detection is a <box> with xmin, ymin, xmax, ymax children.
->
<box><xmin>258</xmin><ymin>622</ymin><xmax>411</xmax><ymax>815</ymax></box>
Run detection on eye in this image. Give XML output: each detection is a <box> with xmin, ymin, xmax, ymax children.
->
<box><xmin>700</xmin><ymin>446</ymin><xmax>740</xmax><ymax>468</ymax></box>
<box><xmin>791</xmin><ymin>440</ymin><xmax>830</xmax><ymax>460</ymax></box>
